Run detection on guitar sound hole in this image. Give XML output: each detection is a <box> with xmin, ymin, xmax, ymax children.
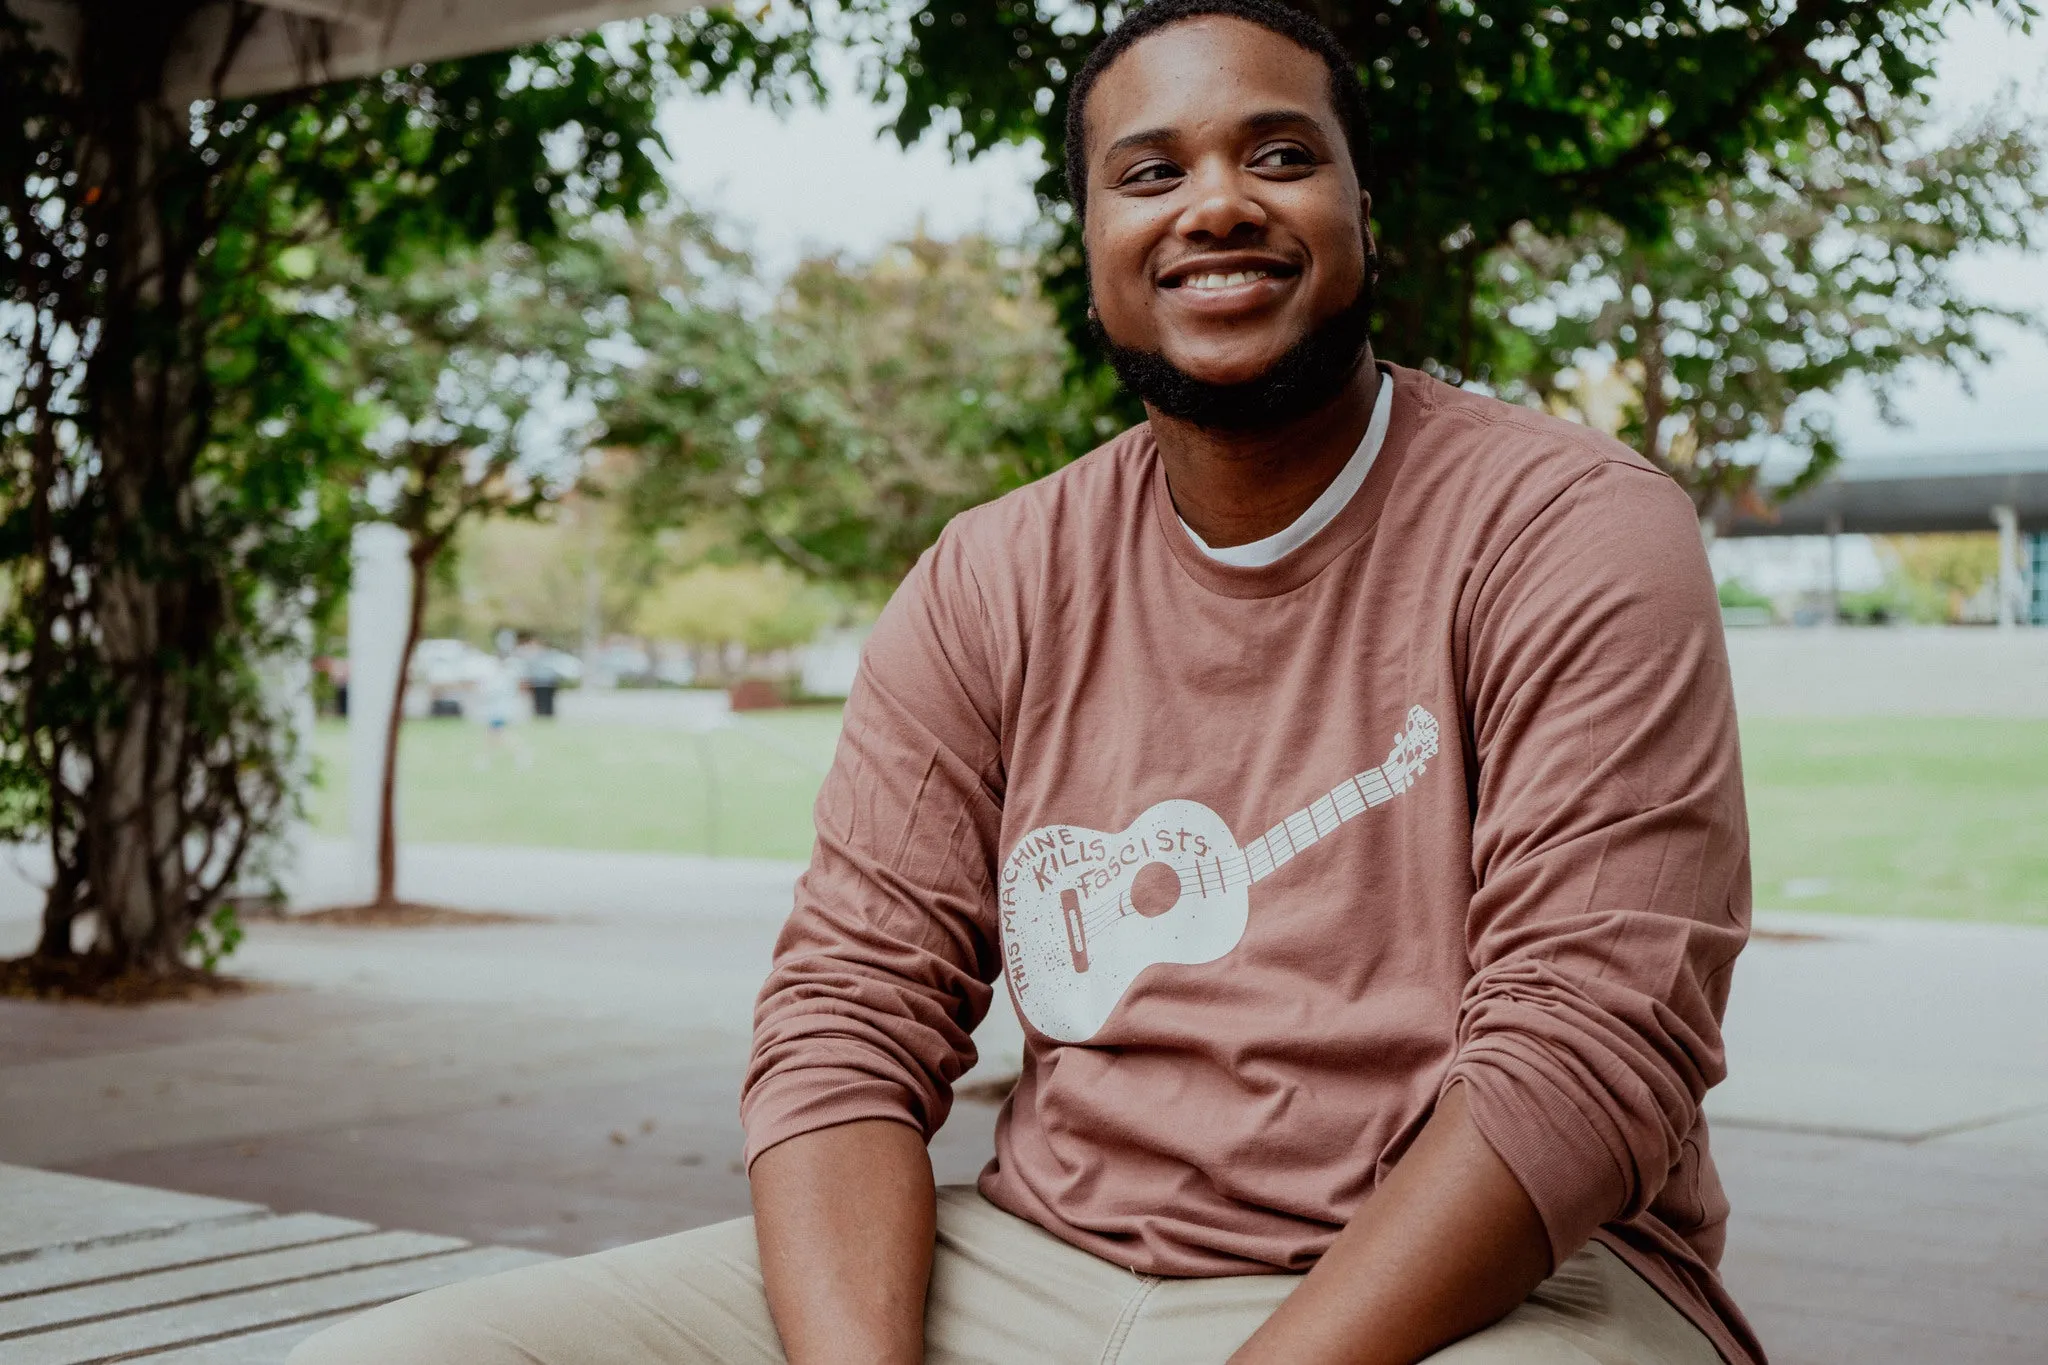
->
<box><xmin>1130</xmin><ymin>861</ymin><xmax>1181</xmax><ymax>918</ymax></box>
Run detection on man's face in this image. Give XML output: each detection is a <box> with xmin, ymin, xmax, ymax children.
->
<box><xmin>1081</xmin><ymin>17</ymin><xmax>1369</xmax><ymax>390</ymax></box>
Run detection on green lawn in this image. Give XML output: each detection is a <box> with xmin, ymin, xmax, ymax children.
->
<box><xmin>1741</xmin><ymin>717</ymin><xmax>2048</xmax><ymax>926</ymax></box>
<box><xmin>308</xmin><ymin>708</ymin><xmax>845</xmax><ymax>862</ymax></box>
<box><xmin>311</xmin><ymin>713</ymin><xmax>2048</xmax><ymax>925</ymax></box>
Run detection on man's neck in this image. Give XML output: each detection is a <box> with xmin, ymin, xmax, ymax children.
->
<box><xmin>1151</xmin><ymin>351</ymin><xmax>1381</xmax><ymax>551</ymax></box>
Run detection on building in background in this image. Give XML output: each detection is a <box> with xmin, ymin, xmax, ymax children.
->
<box><xmin>1724</xmin><ymin>450</ymin><xmax>2048</xmax><ymax>627</ymax></box>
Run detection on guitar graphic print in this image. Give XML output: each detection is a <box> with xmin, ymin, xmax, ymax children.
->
<box><xmin>997</xmin><ymin>704</ymin><xmax>1442</xmax><ymax>1043</ymax></box>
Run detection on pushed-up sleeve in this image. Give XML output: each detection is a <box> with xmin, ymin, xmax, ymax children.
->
<box><xmin>741</xmin><ymin>527</ymin><xmax>1007</xmax><ymax>1168</ymax></box>
<box><xmin>1443</xmin><ymin>458</ymin><xmax>1750</xmax><ymax>1271</ymax></box>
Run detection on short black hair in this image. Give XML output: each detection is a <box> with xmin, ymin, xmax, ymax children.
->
<box><xmin>1062</xmin><ymin>0</ymin><xmax>1372</xmax><ymax>223</ymax></box>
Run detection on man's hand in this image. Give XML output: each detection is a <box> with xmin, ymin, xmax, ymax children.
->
<box><xmin>1229</xmin><ymin>1084</ymin><xmax>1551</xmax><ymax>1365</ymax></box>
<box><xmin>751</xmin><ymin>1119</ymin><xmax>937</xmax><ymax>1365</ymax></box>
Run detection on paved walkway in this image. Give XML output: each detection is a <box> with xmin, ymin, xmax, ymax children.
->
<box><xmin>2</xmin><ymin>839</ymin><xmax>2045</xmax><ymax>1363</ymax></box>
<box><xmin>1722</xmin><ymin>627</ymin><xmax>2048</xmax><ymax>718</ymax></box>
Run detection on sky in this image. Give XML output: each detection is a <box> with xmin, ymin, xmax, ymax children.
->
<box><xmin>656</xmin><ymin>51</ymin><xmax>1043</xmax><ymax>275</ymax></box>
<box><xmin>657</xmin><ymin>11</ymin><xmax>2048</xmax><ymax>470</ymax></box>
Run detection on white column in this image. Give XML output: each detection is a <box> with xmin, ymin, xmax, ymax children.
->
<box><xmin>347</xmin><ymin>524</ymin><xmax>412</xmax><ymax>904</ymax></box>
<box><xmin>230</xmin><ymin>591</ymin><xmax>316</xmax><ymax>906</ymax></box>
<box><xmin>270</xmin><ymin>599</ymin><xmax>317</xmax><ymax>900</ymax></box>
<box><xmin>1993</xmin><ymin>505</ymin><xmax>2021</xmax><ymax>631</ymax></box>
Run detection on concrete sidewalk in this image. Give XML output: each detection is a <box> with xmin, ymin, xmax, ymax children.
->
<box><xmin>3</xmin><ymin>839</ymin><xmax>2045</xmax><ymax>1363</ymax></box>
<box><xmin>1714</xmin><ymin>911</ymin><xmax>2048</xmax><ymax>1144</ymax></box>
<box><xmin>1722</xmin><ymin>626</ymin><xmax>2048</xmax><ymax>719</ymax></box>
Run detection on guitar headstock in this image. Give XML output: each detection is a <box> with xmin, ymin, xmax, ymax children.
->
<box><xmin>1382</xmin><ymin>704</ymin><xmax>1442</xmax><ymax>787</ymax></box>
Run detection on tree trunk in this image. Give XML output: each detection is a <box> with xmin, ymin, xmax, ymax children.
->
<box><xmin>36</xmin><ymin>862</ymin><xmax>83</xmax><ymax>959</ymax></box>
<box><xmin>88</xmin><ymin>569</ymin><xmax>200</xmax><ymax>970</ymax></box>
<box><xmin>48</xmin><ymin>1</ymin><xmax>217</xmax><ymax>973</ymax></box>
<box><xmin>21</xmin><ymin>238</ymin><xmax>76</xmax><ymax>962</ymax></box>
<box><xmin>374</xmin><ymin>543</ymin><xmax>433</xmax><ymax>907</ymax></box>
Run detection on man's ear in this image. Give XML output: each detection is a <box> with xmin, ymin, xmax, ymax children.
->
<box><xmin>1359</xmin><ymin>191</ymin><xmax>1380</xmax><ymax>287</ymax></box>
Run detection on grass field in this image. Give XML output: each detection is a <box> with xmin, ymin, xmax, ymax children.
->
<box><xmin>1741</xmin><ymin>717</ymin><xmax>2048</xmax><ymax>926</ymax></box>
<box><xmin>311</xmin><ymin>713</ymin><xmax>2048</xmax><ymax>926</ymax></box>
<box><xmin>307</xmin><ymin>708</ymin><xmax>845</xmax><ymax>863</ymax></box>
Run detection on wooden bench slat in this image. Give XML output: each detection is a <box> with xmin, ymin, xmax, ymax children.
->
<box><xmin>0</xmin><ymin>1168</ymin><xmax>262</xmax><ymax>1263</ymax></box>
<box><xmin>9</xmin><ymin>1245</ymin><xmax>550</xmax><ymax>1363</ymax></box>
<box><xmin>0</xmin><ymin>1229</ymin><xmax>468</xmax><ymax>1338</ymax></box>
<box><xmin>119</xmin><ymin>1312</ymin><xmax>354</xmax><ymax>1363</ymax></box>
<box><xmin>0</xmin><ymin>1214</ymin><xmax>374</xmax><ymax>1302</ymax></box>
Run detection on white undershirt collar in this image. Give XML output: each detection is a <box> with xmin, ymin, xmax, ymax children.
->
<box><xmin>1179</xmin><ymin>370</ymin><xmax>1394</xmax><ymax>569</ymax></box>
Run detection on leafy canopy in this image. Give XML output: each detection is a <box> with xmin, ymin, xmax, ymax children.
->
<box><xmin>845</xmin><ymin>1</ymin><xmax>2032</xmax><ymax>378</ymax></box>
<box><xmin>0</xmin><ymin>4</ymin><xmax>814</xmax><ymax>968</ymax></box>
<box><xmin>337</xmin><ymin>232</ymin><xmax>648</xmax><ymax>555</ymax></box>
<box><xmin>634</xmin><ymin>560</ymin><xmax>840</xmax><ymax>653</ymax></box>
<box><xmin>1496</xmin><ymin>92</ymin><xmax>2047</xmax><ymax>512</ymax></box>
<box><xmin>616</xmin><ymin>230</ymin><xmax>1115</xmax><ymax>591</ymax></box>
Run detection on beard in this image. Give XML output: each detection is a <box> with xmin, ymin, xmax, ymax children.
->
<box><xmin>1093</xmin><ymin>275</ymin><xmax>1375</xmax><ymax>433</ymax></box>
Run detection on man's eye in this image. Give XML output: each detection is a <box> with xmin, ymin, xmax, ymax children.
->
<box><xmin>1251</xmin><ymin>145</ymin><xmax>1317</xmax><ymax>170</ymax></box>
<box><xmin>1121</xmin><ymin>161</ymin><xmax>1182</xmax><ymax>185</ymax></box>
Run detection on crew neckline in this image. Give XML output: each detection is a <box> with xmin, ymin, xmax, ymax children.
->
<box><xmin>1180</xmin><ymin>370</ymin><xmax>1394</xmax><ymax>568</ymax></box>
<box><xmin>1148</xmin><ymin>364</ymin><xmax>1423</xmax><ymax>601</ymax></box>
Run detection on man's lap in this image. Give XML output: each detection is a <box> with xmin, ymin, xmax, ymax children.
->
<box><xmin>286</xmin><ymin>1187</ymin><xmax>1717</xmax><ymax>1364</ymax></box>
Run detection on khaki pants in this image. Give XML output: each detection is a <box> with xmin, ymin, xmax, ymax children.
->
<box><xmin>289</xmin><ymin>1187</ymin><xmax>1721</xmax><ymax>1364</ymax></box>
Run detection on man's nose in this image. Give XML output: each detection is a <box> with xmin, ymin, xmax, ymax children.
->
<box><xmin>1174</xmin><ymin>161</ymin><xmax>1268</xmax><ymax>242</ymax></box>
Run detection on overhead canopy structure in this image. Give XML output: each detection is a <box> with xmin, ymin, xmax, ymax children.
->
<box><xmin>9</xmin><ymin>0</ymin><xmax>702</xmax><ymax>101</ymax></box>
<box><xmin>1725</xmin><ymin>449</ymin><xmax>2048</xmax><ymax>537</ymax></box>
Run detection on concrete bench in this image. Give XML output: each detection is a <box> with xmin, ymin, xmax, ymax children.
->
<box><xmin>0</xmin><ymin>1163</ymin><xmax>552</xmax><ymax>1362</ymax></box>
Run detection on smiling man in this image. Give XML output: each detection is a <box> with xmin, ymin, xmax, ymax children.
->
<box><xmin>292</xmin><ymin>3</ymin><xmax>1761</xmax><ymax>1363</ymax></box>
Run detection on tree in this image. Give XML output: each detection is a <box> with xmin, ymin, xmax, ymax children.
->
<box><xmin>844</xmin><ymin>1</ymin><xmax>2035</xmax><ymax>382</ymax></box>
<box><xmin>338</xmin><ymin>233</ymin><xmax>651</xmax><ymax>908</ymax></box>
<box><xmin>1493</xmin><ymin>95</ymin><xmax>2047</xmax><ymax>517</ymax></box>
<box><xmin>1879</xmin><ymin>532</ymin><xmax>2003</xmax><ymax>621</ymax></box>
<box><xmin>617</xmin><ymin>232</ymin><xmax>1113</xmax><ymax>592</ymax></box>
<box><xmin>634</xmin><ymin>561</ymin><xmax>839</xmax><ymax>659</ymax></box>
<box><xmin>421</xmin><ymin>495</ymin><xmax>665</xmax><ymax>649</ymax></box>
<box><xmin>0</xmin><ymin>5</ymin><xmax>812</xmax><ymax>985</ymax></box>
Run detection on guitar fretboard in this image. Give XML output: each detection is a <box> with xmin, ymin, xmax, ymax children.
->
<box><xmin>1081</xmin><ymin>759</ymin><xmax>1415</xmax><ymax>936</ymax></box>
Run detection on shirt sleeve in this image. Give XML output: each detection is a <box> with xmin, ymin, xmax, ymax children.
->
<box><xmin>740</xmin><ymin>525</ymin><xmax>1007</xmax><ymax>1168</ymax></box>
<box><xmin>1443</xmin><ymin>458</ymin><xmax>1750</xmax><ymax>1271</ymax></box>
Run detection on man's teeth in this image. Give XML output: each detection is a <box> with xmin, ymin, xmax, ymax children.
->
<box><xmin>1183</xmin><ymin>269</ymin><xmax>1271</xmax><ymax>290</ymax></box>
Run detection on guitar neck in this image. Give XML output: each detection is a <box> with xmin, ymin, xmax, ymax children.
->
<box><xmin>1089</xmin><ymin>736</ymin><xmax>1432</xmax><ymax>934</ymax></box>
<box><xmin>1097</xmin><ymin>707</ymin><xmax>1438</xmax><ymax>925</ymax></box>
<box><xmin>1239</xmin><ymin>761</ymin><xmax>1409</xmax><ymax>886</ymax></box>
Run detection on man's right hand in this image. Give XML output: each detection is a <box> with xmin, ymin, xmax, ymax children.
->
<box><xmin>750</xmin><ymin>1119</ymin><xmax>937</xmax><ymax>1365</ymax></box>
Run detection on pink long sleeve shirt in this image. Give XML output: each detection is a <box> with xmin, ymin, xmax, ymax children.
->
<box><xmin>742</xmin><ymin>364</ymin><xmax>1762</xmax><ymax>1365</ymax></box>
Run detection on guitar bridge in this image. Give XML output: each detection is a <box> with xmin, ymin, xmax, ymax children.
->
<box><xmin>1060</xmin><ymin>889</ymin><xmax>1089</xmax><ymax>974</ymax></box>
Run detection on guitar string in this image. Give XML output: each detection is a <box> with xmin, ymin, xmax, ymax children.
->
<box><xmin>1073</xmin><ymin>761</ymin><xmax>1417</xmax><ymax>938</ymax></box>
<box><xmin>1057</xmin><ymin>712</ymin><xmax>1439</xmax><ymax>939</ymax></box>
<box><xmin>1036</xmin><ymin>709</ymin><xmax>1441</xmax><ymax>972</ymax></box>
<box><xmin>1078</xmin><ymin>769</ymin><xmax>1387</xmax><ymax>936</ymax></box>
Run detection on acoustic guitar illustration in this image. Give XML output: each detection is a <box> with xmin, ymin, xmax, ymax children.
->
<box><xmin>996</xmin><ymin>704</ymin><xmax>1442</xmax><ymax>1042</ymax></box>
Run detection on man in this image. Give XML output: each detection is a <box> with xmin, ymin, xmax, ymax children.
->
<box><xmin>294</xmin><ymin>2</ymin><xmax>1761</xmax><ymax>1361</ymax></box>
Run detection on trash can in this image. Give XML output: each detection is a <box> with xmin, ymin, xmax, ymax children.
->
<box><xmin>530</xmin><ymin>682</ymin><xmax>558</xmax><ymax>719</ymax></box>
